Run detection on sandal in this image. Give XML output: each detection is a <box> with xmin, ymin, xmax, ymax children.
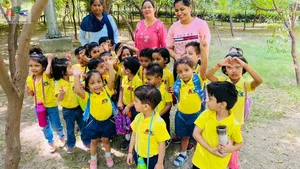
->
<box><xmin>173</xmin><ymin>153</ymin><xmax>188</xmax><ymax>167</ymax></box>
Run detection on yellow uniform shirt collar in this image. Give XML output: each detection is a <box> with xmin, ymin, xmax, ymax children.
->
<box><xmin>226</xmin><ymin>77</ymin><xmax>245</xmax><ymax>89</ymax></box>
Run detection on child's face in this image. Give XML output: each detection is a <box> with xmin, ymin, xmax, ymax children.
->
<box><xmin>134</xmin><ymin>97</ymin><xmax>148</xmax><ymax>112</ymax></box>
<box><xmin>91</xmin><ymin>47</ymin><xmax>100</xmax><ymax>58</ymax></box>
<box><xmin>225</xmin><ymin>59</ymin><xmax>243</xmax><ymax>81</ymax></box>
<box><xmin>29</xmin><ymin>59</ymin><xmax>44</xmax><ymax>76</ymax></box>
<box><xmin>146</xmin><ymin>75</ymin><xmax>161</xmax><ymax>87</ymax></box>
<box><xmin>206</xmin><ymin>94</ymin><xmax>220</xmax><ymax>111</ymax></box>
<box><xmin>176</xmin><ymin>63</ymin><xmax>193</xmax><ymax>83</ymax></box>
<box><xmin>122</xmin><ymin>64</ymin><xmax>129</xmax><ymax>75</ymax></box>
<box><xmin>96</xmin><ymin>62</ymin><xmax>107</xmax><ymax>75</ymax></box>
<box><xmin>66</xmin><ymin>61</ymin><xmax>73</xmax><ymax>76</ymax></box>
<box><xmin>88</xmin><ymin>73</ymin><xmax>104</xmax><ymax>94</ymax></box>
<box><xmin>152</xmin><ymin>52</ymin><xmax>166</xmax><ymax>68</ymax></box>
<box><xmin>140</xmin><ymin>56</ymin><xmax>151</xmax><ymax>68</ymax></box>
<box><xmin>75</xmin><ymin>55</ymin><xmax>87</xmax><ymax>67</ymax></box>
<box><xmin>121</xmin><ymin>49</ymin><xmax>131</xmax><ymax>60</ymax></box>
<box><xmin>185</xmin><ymin>46</ymin><xmax>199</xmax><ymax>66</ymax></box>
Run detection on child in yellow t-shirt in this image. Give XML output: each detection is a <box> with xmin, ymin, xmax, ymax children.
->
<box><xmin>52</xmin><ymin>58</ymin><xmax>90</xmax><ymax>153</ymax></box>
<box><xmin>73</xmin><ymin>57</ymin><xmax>117</xmax><ymax>168</ymax></box>
<box><xmin>25</xmin><ymin>51</ymin><xmax>65</xmax><ymax>153</ymax></box>
<box><xmin>185</xmin><ymin>41</ymin><xmax>201</xmax><ymax>73</ymax></box>
<box><xmin>138</xmin><ymin>48</ymin><xmax>153</xmax><ymax>84</ymax></box>
<box><xmin>127</xmin><ymin>85</ymin><xmax>170</xmax><ymax>169</ymax></box>
<box><xmin>146</xmin><ymin>63</ymin><xmax>172</xmax><ymax>148</ymax></box>
<box><xmin>117</xmin><ymin>56</ymin><xmax>143</xmax><ymax>150</ymax></box>
<box><xmin>192</xmin><ymin>81</ymin><xmax>243</xmax><ymax>169</ymax></box>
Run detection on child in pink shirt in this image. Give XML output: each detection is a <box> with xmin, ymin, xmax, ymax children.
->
<box><xmin>134</xmin><ymin>0</ymin><xmax>167</xmax><ymax>52</ymax></box>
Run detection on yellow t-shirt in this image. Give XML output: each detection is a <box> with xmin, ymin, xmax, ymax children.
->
<box><xmin>72</xmin><ymin>64</ymin><xmax>87</xmax><ymax>74</ymax></box>
<box><xmin>192</xmin><ymin>109</ymin><xmax>243</xmax><ymax>169</ymax></box>
<box><xmin>138</xmin><ymin>66</ymin><xmax>147</xmax><ymax>85</ymax></box>
<box><xmin>131</xmin><ymin>113</ymin><xmax>170</xmax><ymax>158</ymax></box>
<box><xmin>26</xmin><ymin>73</ymin><xmax>57</xmax><ymax>107</ymax></box>
<box><xmin>194</xmin><ymin>63</ymin><xmax>200</xmax><ymax>73</ymax></box>
<box><xmin>116</xmin><ymin>62</ymin><xmax>124</xmax><ymax>77</ymax></box>
<box><xmin>55</xmin><ymin>78</ymin><xmax>79</xmax><ymax>109</ymax></box>
<box><xmin>178</xmin><ymin>74</ymin><xmax>205</xmax><ymax>114</ymax></box>
<box><xmin>217</xmin><ymin>77</ymin><xmax>254</xmax><ymax>125</ymax></box>
<box><xmin>162</xmin><ymin>67</ymin><xmax>174</xmax><ymax>88</ymax></box>
<box><xmin>73</xmin><ymin>64</ymin><xmax>88</xmax><ymax>110</ymax></box>
<box><xmin>156</xmin><ymin>83</ymin><xmax>173</xmax><ymax>115</ymax></box>
<box><xmin>122</xmin><ymin>75</ymin><xmax>143</xmax><ymax>105</ymax></box>
<box><xmin>83</xmin><ymin>86</ymin><xmax>114</xmax><ymax>121</ymax></box>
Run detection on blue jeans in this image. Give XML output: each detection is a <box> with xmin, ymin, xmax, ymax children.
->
<box><xmin>63</xmin><ymin>106</ymin><xmax>90</xmax><ymax>148</ymax></box>
<box><xmin>40</xmin><ymin>106</ymin><xmax>65</xmax><ymax>144</ymax></box>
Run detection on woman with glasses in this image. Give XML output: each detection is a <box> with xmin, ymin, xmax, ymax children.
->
<box><xmin>79</xmin><ymin>0</ymin><xmax>118</xmax><ymax>46</ymax></box>
<box><xmin>134</xmin><ymin>0</ymin><xmax>167</xmax><ymax>53</ymax></box>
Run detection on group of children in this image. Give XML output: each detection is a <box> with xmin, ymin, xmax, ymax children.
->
<box><xmin>25</xmin><ymin>36</ymin><xmax>263</xmax><ymax>169</ymax></box>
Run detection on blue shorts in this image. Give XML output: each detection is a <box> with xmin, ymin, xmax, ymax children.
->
<box><xmin>175</xmin><ymin>110</ymin><xmax>200</xmax><ymax>137</ymax></box>
<box><xmin>85</xmin><ymin>115</ymin><xmax>116</xmax><ymax>140</ymax></box>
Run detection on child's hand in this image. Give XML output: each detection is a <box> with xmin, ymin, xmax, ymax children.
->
<box><xmin>73</xmin><ymin>68</ymin><xmax>82</xmax><ymax>76</ymax></box>
<box><xmin>126</xmin><ymin>153</ymin><xmax>133</xmax><ymax>165</ymax></box>
<box><xmin>218</xmin><ymin>56</ymin><xmax>232</xmax><ymax>67</ymax></box>
<box><xmin>79</xmin><ymin>49</ymin><xmax>86</xmax><ymax>57</ymax></box>
<box><xmin>210</xmin><ymin>148</ymin><xmax>226</xmax><ymax>158</ymax></box>
<box><xmin>59</xmin><ymin>86</ymin><xmax>66</xmax><ymax>96</ymax></box>
<box><xmin>25</xmin><ymin>85</ymin><xmax>34</xmax><ymax>96</ymax></box>
<box><xmin>233</xmin><ymin>57</ymin><xmax>247</xmax><ymax>67</ymax></box>
<box><xmin>219</xmin><ymin>141</ymin><xmax>234</xmax><ymax>154</ymax></box>
<box><xmin>116</xmin><ymin>45</ymin><xmax>123</xmax><ymax>57</ymax></box>
<box><xmin>154</xmin><ymin>163</ymin><xmax>164</xmax><ymax>169</ymax></box>
<box><xmin>199</xmin><ymin>35</ymin><xmax>208</xmax><ymax>52</ymax></box>
<box><xmin>107</xmin><ymin>57</ymin><xmax>117</xmax><ymax>66</ymax></box>
<box><xmin>46</xmin><ymin>53</ymin><xmax>54</xmax><ymax>62</ymax></box>
<box><xmin>168</xmin><ymin>87</ymin><xmax>174</xmax><ymax>94</ymax></box>
<box><xmin>66</xmin><ymin>52</ymin><xmax>72</xmax><ymax>61</ymax></box>
<box><xmin>122</xmin><ymin>105</ymin><xmax>130</xmax><ymax>115</ymax></box>
<box><xmin>117</xmin><ymin>101</ymin><xmax>124</xmax><ymax>111</ymax></box>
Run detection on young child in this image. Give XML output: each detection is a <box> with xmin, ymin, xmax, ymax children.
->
<box><xmin>52</xmin><ymin>58</ymin><xmax>90</xmax><ymax>153</ymax></box>
<box><xmin>72</xmin><ymin>46</ymin><xmax>89</xmax><ymax>73</ymax></box>
<box><xmin>73</xmin><ymin>57</ymin><xmax>117</xmax><ymax>168</ymax></box>
<box><xmin>152</xmin><ymin>48</ymin><xmax>174</xmax><ymax>89</ymax></box>
<box><xmin>172</xmin><ymin>54</ymin><xmax>207</xmax><ymax>166</ymax></box>
<box><xmin>138</xmin><ymin>48</ymin><xmax>153</xmax><ymax>84</ymax></box>
<box><xmin>146</xmin><ymin>63</ymin><xmax>172</xmax><ymax>148</ymax></box>
<box><xmin>117</xmin><ymin>56</ymin><xmax>143</xmax><ymax>150</ymax></box>
<box><xmin>25</xmin><ymin>52</ymin><xmax>65</xmax><ymax>153</ymax></box>
<box><xmin>87</xmin><ymin>58</ymin><xmax>108</xmax><ymax>84</ymax></box>
<box><xmin>205</xmin><ymin>51</ymin><xmax>263</xmax><ymax>169</ymax></box>
<box><xmin>86</xmin><ymin>42</ymin><xmax>101</xmax><ymax>59</ymax></box>
<box><xmin>185</xmin><ymin>41</ymin><xmax>201</xmax><ymax>73</ymax></box>
<box><xmin>114</xmin><ymin>43</ymin><xmax>136</xmax><ymax>77</ymax></box>
<box><xmin>127</xmin><ymin>85</ymin><xmax>170</xmax><ymax>169</ymax></box>
<box><xmin>192</xmin><ymin>81</ymin><xmax>243</xmax><ymax>169</ymax></box>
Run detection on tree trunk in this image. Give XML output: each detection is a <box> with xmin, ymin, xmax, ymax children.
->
<box><xmin>121</xmin><ymin>14</ymin><xmax>135</xmax><ymax>41</ymax></box>
<box><xmin>72</xmin><ymin>0</ymin><xmax>77</xmax><ymax>40</ymax></box>
<box><xmin>77</xmin><ymin>0</ymin><xmax>81</xmax><ymax>25</ymax></box>
<box><xmin>229</xmin><ymin>16</ymin><xmax>235</xmax><ymax>37</ymax></box>
<box><xmin>117</xmin><ymin>5</ymin><xmax>120</xmax><ymax>26</ymax></box>
<box><xmin>252</xmin><ymin>9</ymin><xmax>257</xmax><ymax>28</ymax></box>
<box><xmin>7</xmin><ymin>23</ymin><xmax>18</xmax><ymax>79</ymax></box>
<box><xmin>5</xmin><ymin>93</ymin><xmax>23</xmax><ymax>169</ymax></box>
<box><xmin>243</xmin><ymin>10</ymin><xmax>246</xmax><ymax>31</ymax></box>
<box><xmin>212</xmin><ymin>24</ymin><xmax>223</xmax><ymax>46</ymax></box>
<box><xmin>290</xmin><ymin>29</ymin><xmax>300</xmax><ymax>85</ymax></box>
<box><xmin>170</xmin><ymin>6</ymin><xmax>173</xmax><ymax>24</ymax></box>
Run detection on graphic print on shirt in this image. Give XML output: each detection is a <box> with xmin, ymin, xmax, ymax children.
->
<box><xmin>174</xmin><ymin>33</ymin><xmax>199</xmax><ymax>46</ymax></box>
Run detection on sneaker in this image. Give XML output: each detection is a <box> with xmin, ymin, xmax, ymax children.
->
<box><xmin>84</xmin><ymin>144</ymin><xmax>91</xmax><ymax>151</ymax></box>
<box><xmin>105</xmin><ymin>156</ymin><xmax>114</xmax><ymax>168</ymax></box>
<box><xmin>166</xmin><ymin>139</ymin><xmax>171</xmax><ymax>149</ymax></box>
<box><xmin>88</xmin><ymin>160</ymin><xmax>97</xmax><ymax>169</ymax></box>
<box><xmin>187</xmin><ymin>143</ymin><xmax>194</xmax><ymax>151</ymax></box>
<box><xmin>48</xmin><ymin>143</ymin><xmax>56</xmax><ymax>153</ymax></box>
<box><xmin>66</xmin><ymin>147</ymin><xmax>74</xmax><ymax>154</ymax></box>
<box><xmin>173</xmin><ymin>153</ymin><xmax>188</xmax><ymax>167</ymax></box>
<box><xmin>120</xmin><ymin>139</ymin><xmax>130</xmax><ymax>151</ymax></box>
<box><xmin>172</xmin><ymin>136</ymin><xmax>182</xmax><ymax>144</ymax></box>
<box><xmin>58</xmin><ymin>138</ymin><xmax>66</xmax><ymax>148</ymax></box>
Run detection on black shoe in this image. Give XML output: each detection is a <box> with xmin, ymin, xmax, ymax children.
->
<box><xmin>187</xmin><ymin>143</ymin><xmax>194</xmax><ymax>151</ymax></box>
<box><xmin>172</xmin><ymin>136</ymin><xmax>182</xmax><ymax>144</ymax></box>
<box><xmin>120</xmin><ymin>139</ymin><xmax>130</xmax><ymax>151</ymax></box>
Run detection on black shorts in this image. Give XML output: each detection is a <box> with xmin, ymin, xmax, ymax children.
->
<box><xmin>85</xmin><ymin>115</ymin><xmax>116</xmax><ymax>140</ymax></box>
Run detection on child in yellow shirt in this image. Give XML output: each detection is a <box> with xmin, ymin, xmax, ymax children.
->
<box><xmin>52</xmin><ymin>58</ymin><xmax>90</xmax><ymax>153</ymax></box>
<box><xmin>127</xmin><ymin>85</ymin><xmax>170</xmax><ymax>169</ymax></box>
<box><xmin>138</xmin><ymin>48</ymin><xmax>153</xmax><ymax>84</ymax></box>
<box><xmin>146</xmin><ymin>63</ymin><xmax>172</xmax><ymax>148</ymax></box>
<box><xmin>192</xmin><ymin>81</ymin><xmax>243</xmax><ymax>169</ymax></box>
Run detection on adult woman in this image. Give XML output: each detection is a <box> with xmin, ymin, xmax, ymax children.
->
<box><xmin>134</xmin><ymin>0</ymin><xmax>167</xmax><ymax>52</ymax></box>
<box><xmin>79</xmin><ymin>0</ymin><xmax>118</xmax><ymax>46</ymax></box>
<box><xmin>167</xmin><ymin>0</ymin><xmax>211</xmax><ymax>60</ymax></box>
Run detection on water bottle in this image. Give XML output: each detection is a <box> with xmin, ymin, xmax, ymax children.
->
<box><xmin>137</xmin><ymin>157</ymin><xmax>147</xmax><ymax>169</ymax></box>
<box><xmin>216</xmin><ymin>125</ymin><xmax>228</xmax><ymax>145</ymax></box>
<box><xmin>36</xmin><ymin>101</ymin><xmax>47</xmax><ymax>127</ymax></box>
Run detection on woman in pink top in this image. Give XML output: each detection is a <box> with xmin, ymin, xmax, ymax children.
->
<box><xmin>167</xmin><ymin>0</ymin><xmax>211</xmax><ymax>60</ymax></box>
<box><xmin>134</xmin><ymin>0</ymin><xmax>167</xmax><ymax>53</ymax></box>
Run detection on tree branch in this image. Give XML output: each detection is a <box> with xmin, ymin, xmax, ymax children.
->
<box><xmin>0</xmin><ymin>5</ymin><xmax>10</xmax><ymax>22</ymax></box>
<box><xmin>251</xmin><ymin>0</ymin><xmax>276</xmax><ymax>11</ymax></box>
<box><xmin>13</xmin><ymin>0</ymin><xmax>49</xmax><ymax>95</ymax></box>
<box><xmin>0</xmin><ymin>54</ymin><xmax>16</xmax><ymax>98</ymax></box>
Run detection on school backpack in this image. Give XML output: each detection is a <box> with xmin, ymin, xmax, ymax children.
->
<box><xmin>244</xmin><ymin>82</ymin><xmax>253</xmax><ymax>122</ymax></box>
<box><xmin>115</xmin><ymin>111</ymin><xmax>131</xmax><ymax>136</ymax></box>
<box><xmin>173</xmin><ymin>73</ymin><xmax>206</xmax><ymax>113</ymax></box>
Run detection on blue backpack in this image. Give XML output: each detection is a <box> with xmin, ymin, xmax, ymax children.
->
<box><xmin>173</xmin><ymin>73</ymin><xmax>206</xmax><ymax>113</ymax></box>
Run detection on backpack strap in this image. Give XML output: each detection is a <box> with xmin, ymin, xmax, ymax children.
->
<box><xmin>33</xmin><ymin>76</ymin><xmax>46</xmax><ymax>105</ymax></box>
<box><xmin>83</xmin><ymin>92</ymin><xmax>91</xmax><ymax>121</ymax></box>
<box><xmin>173</xmin><ymin>77</ymin><xmax>181</xmax><ymax>101</ymax></box>
<box><xmin>192</xmin><ymin>73</ymin><xmax>206</xmax><ymax>112</ymax></box>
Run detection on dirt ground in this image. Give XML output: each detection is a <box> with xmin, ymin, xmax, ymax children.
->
<box><xmin>0</xmin><ymin>26</ymin><xmax>300</xmax><ymax>169</ymax></box>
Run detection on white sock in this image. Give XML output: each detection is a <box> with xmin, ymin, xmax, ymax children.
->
<box><xmin>125</xmin><ymin>134</ymin><xmax>131</xmax><ymax>141</ymax></box>
<box><xmin>181</xmin><ymin>151</ymin><xmax>187</xmax><ymax>156</ymax></box>
<box><xmin>105</xmin><ymin>152</ymin><xmax>112</xmax><ymax>158</ymax></box>
<box><xmin>91</xmin><ymin>155</ymin><xmax>97</xmax><ymax>161</ymax></box>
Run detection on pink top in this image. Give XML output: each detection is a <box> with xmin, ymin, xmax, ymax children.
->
<box><xmin>134</xmin><ymin>19</ymin><xmax>167</xmax><ymax>52</ymax></box>
<box><xmin>167</xmin><ymin>17</ymin><xmax>211</xmax><ymax>55</ymax></box>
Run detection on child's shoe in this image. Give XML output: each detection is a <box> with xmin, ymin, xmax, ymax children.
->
<box><xmin>171</xmin><ymin>136</ymin><xmax>181</xmax><ymax>144</ymax></box>
<box><xmin>48</xmin><ymin>143</ymin><xmax>56</xmax><ymax>153</ymax></box>
<box><xmin>58</xmin><ymin>138</ymin><xmax>66</xmax><ymax>148</ymax></box>
<box><xmin>173</xmin><ymin>153</ymin><xmax>188</xmax><ymax>167</ymax></box>
<box><xmin>84</xmin><ymin>144</ymin><xmax>91</xmax><ymax>151</ymax></box>
<box><xmin>105</xmin><ymin>156</ymin><xmax>114</xmax><ymax>168</ymax></box>
<box><xmin>187</xmin><ymin>143</ymin><xmax>195</xmax><ymax>151</ymax></box>
<box><xmin>66</xmin><ymin>147</ymin><xmax>74</xmax><ymax>154</ymax></box>
<box><xmin>88</xmin><ymin>160</ymin><xmax>97</xmax><ymax>169</ymax></box>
